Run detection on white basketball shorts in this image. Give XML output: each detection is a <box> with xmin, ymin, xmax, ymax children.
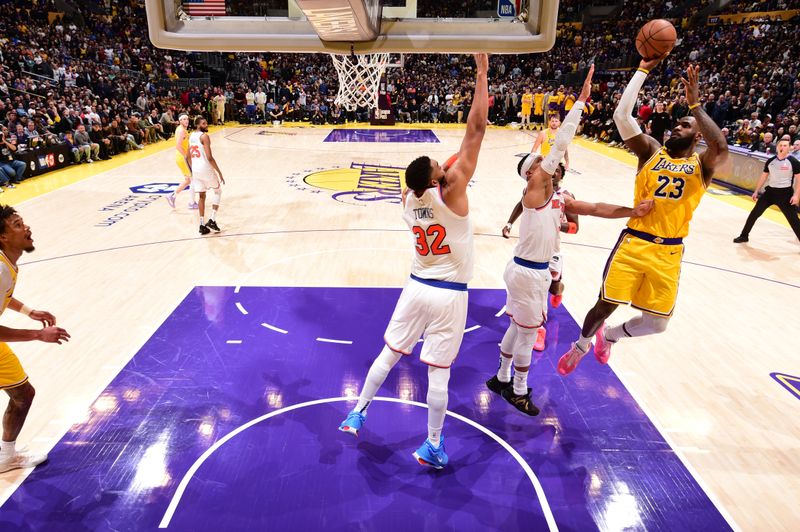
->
<box><xmin>383</xmin><ymin>277</ymin><xmax>468</xmax><ymax>368</ymax></box>
<box><xmin>192</xmin><ymin>169</ymin><xmax>220</xmax><ymax>192</ymax></box>
<box><xmin>549</xmin><ymin>252</ymin><xmax>563</xmax><ymax>282</ymax></box>
<box><xmin>504</xmin><ymin>259</ymin><xmax>551</xmax><ymax>329</ymax></box>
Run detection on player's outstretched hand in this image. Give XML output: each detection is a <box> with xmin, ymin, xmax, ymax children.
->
<box><xmin>473</xmin><ymin>53</ymin><xmax>488</xmax><ymax>74</ymax></box>
<box><xmin>39</xmin><ymin>326</ymin><xmax>71</xmax><ymax>345</ymax></box>
<box><xmin>502</xmin><ymin>223</ymin><xmax>512</xmax><ymax>239</ymax></box>
<box><xmin>633</xmin><ymin>199</ymin><xmax>654</xmax><ymax>217</ymax></box>
<box><xmin>29</xmin><ymin>310</ymin><xmax>56</xmax><ymax>327</ymax></box>
<box><xmin>578</xmin><ymin>64</ymin><xmax>595</xmax><ymax>102</ymax></box>
<box><xmin>639</xmin><ymin>53</ymin><xmax>669</xmax><ymax>72</ymax></box>
<box><xmin>751</xmin><ymin>191</ymin><xmax>759</xmax><ymax>201</ymax></box>
<box><xmin>680</xmin><ymin>64</ymin><xmax>700</xmax><ymax>107</ymax></box>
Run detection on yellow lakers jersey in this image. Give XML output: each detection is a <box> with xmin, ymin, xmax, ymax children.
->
<box><xmin>533</xmin><ymin>93</ymin><xmax>544</xmax><ymax>114</ymax></box>
<box><xmin>176</xmin><ymin>125</ymin><xmax>189</xmax><ymax>153</ymax></box>
<box><xmin>521</xmin><ymin>93</ymin><xmax>533</xmax><ymax>110</ymax></box>
<box><xmin>540</xmin><ymin>129</ymin><xmax>557</xmax><ymax>156</ymax></box>
<box><xmin>627</xmin><ymin>148</ymin><xmax>706</xmax><ymax>238</ymax></box>
<box><xmin>0</xmin><ymin>251</ymin><xmax>18</xmax><ymax>315</ymax></box>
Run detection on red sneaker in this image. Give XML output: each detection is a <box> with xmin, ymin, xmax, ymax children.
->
<box><xmin>593</xmin><ymin>323</ymin><xmax>613</xmax><ymax>365</ymax></box>
<box><xmin>557</xmin><ymin>343</ymin><xmax>588</xmax><ymax>376</ymax></box>
<box><xmin>550</xmin><ymin>294</ymin><xmax>562</xmax><ymax>308</ymax></box>
<box><xmin>533</xmin><ymin>327</ymin><xmax>546</xmax><ymax>352</ymax></box>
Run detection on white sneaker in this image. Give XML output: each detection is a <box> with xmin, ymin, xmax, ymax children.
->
<box><xmin>0</xmin><ymin>451</ymin><xmax>48</xmax><ymax>473</ymax></box>
<box><xmin>87</xmin><ymin>158</ymin><xmax>94</xmax><ymax>163</ymax></box>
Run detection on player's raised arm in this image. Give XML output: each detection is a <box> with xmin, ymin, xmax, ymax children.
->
<box><xmin>449</xmin><ymin>54</ymin><xmax>489</xmax><ymax>186</ymax></box>
<box><xmin>681</xmin><ymin>65</ymin><xmax>728</xmax><ymax>184</ymax></box>
<box><xmin>613</xmin><ymin>56</ymin><xmax>664</xmax><ymax>167</ymax></box>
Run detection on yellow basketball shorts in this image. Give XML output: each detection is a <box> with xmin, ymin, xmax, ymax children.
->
<box><xmin>175</xmin><ymin>152</ymin><xmax>191</xmax><ymax>178</ymax></box>
<box><xmin>0</xmin><ymin>342</ymin><xmax>28</xmax><ymax>390</ymax></box>
<box><xmin>600</xmin><ymin>230</ymin><xmax>684</xmax><ymax>317</ymax></box>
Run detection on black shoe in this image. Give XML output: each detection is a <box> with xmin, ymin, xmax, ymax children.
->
<box><xmin>501</xmin><ymin>387</ymin><xmax>540</xmax><ymax>416</ymax></box>
<box><xmin>486</xmin><ymin>375</ymin><xmax>512</xmax><ymax>396</ymax></box>
<box><xmin>199</xmin><ymin>224</ymin><xmax>211</xmax><ymax>235</ymax></box>
<box><xmin>733</xmin><ymin>235</ymin><xmax>749</xmax><ymax>243</ymax></box>
<box><xmin>205</xmin><ymin>219</ymin><xmax>221</xmax><ymax>232</ymax></box>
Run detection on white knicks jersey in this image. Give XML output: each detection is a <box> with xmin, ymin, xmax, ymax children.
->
<box><xmin>403</xmin><ymin>187</ymin><xmax>474</xmax><ymax>284</ymax></box>
<box><xmin>188</xmin><ymin>132</ymin><xmax>213</xmax><ymax>177</ymax></box>
<box><xmin>514</xmin><ymin>191</ymin><xmax>562</xmax><ymax>263</ymax></box>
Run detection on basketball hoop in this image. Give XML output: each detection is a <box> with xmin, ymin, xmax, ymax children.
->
<box><xmin>329</xmin><ymin>53</ymin><xmax>390</xmax><ymax>112</ymax></box>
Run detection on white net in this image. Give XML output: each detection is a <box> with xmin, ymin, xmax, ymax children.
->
<box><xmin>329</xmin><ymin>53</ymin><xmax>390</xmax><ymax>112</ymax></box>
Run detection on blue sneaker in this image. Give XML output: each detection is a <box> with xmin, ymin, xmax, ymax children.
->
<box><xmin>338</xmin><ymin>410</ymin><xmax>366</xmax><ymax>437</ymax></box>
<box><xmin>413</xmin><ymin>437</ymin><xmax>448</xmax><ymax>469</ymax></box>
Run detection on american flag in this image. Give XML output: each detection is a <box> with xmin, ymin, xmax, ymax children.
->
<box><xmin>183</xmin><ymin>0</ymin><xmax>227</xmax><ymax>17</ymax></box>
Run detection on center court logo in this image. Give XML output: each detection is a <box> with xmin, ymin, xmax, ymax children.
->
<box><xmin>288</xmin><ymin>162</ymin><xmax>407</xmax><ymax>206</ymax></box>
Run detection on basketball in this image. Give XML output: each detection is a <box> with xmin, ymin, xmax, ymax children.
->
<box><xmin>635</xmin><ymin>19</ymin><xmax>677</xmax><ymax>59</ymax></box>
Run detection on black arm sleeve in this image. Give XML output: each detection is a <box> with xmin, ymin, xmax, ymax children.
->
<box><xmin>790</xmin><ymin>155</ymin><xmax>800</xmax><ymax>174</ymax></box>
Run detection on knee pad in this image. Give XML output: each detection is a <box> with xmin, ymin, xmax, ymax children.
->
<box><xmin>513</xmin><ymin>325</ymin><xmax>537</xmax><ymax>360</ymax></box>
<box><xmin>210</xmin><ymin>187</ymin><xmax>222</xmax><ymax>205</ymax></box>
<box><xmin>643</xmin><ymin>314</ymin><xmax>670</xmax><ymax>334</ymax></box>
<box><xmin>500</xmin><ymin>323</ymin><xmax>518</xmax><ymax>354</ymax></box>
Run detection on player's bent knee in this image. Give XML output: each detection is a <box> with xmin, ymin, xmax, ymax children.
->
<box><xmin>9</xmin><ymin>382</ymin><xmax>35</xmax><ymax>406</ymax></box>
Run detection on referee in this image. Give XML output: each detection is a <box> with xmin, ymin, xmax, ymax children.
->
<box><xmin>734</xmin><ymin>135</ymin><xmax>800</xmax><ymax>244</ymax></box>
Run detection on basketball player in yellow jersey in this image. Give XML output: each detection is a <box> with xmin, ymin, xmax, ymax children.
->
<box><xmin>166</xmin><ymin>114</ymin><xmax>198</xmax><ymax>210</ymax></box>
<box><xmin>520</xmin><ymin>88</ymin><xmax>533</xmax><ymax>130</ymax></box>
<box><xmin>532</xmin><ymin>113</ymin><xmax>570</xmax><ymax>171</ymax></box>
<box><xmin>0</xmin><ymin>206</ymin><xmax>70</xmax><ymax>472</ymax></box>
<box><xmin>558</xmin><ymin>60</ymin><xmax>728</xmax><ymax>376</ymax></box>
<box><xmin>533</xmin><ymin>87</ymin><xmax>544</xmax><ymax>126</ymax></box>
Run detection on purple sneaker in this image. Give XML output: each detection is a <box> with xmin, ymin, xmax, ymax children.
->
<box><xmin>166</xmin><ymin>194</ymin><xmax>176</xmax><ymax>208</ymax></box>
<box><xmin>188</xmin><ymin>201</ymin><xmax>199</xmax><ymax>210</ymax></box>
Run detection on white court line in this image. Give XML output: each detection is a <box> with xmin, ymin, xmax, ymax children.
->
<box><xmin>235</xmin><ymin>302</ymin><xmax>248</xmax><ymax>315</ymax></box>
<box><xmin>157</xmin><ymin>396</ymin><xmax>558</xmax><ymax>531</ymax></box>
<box><xmin>0</xmin><ymin>286</ymin><xmax>197</xmax><ymax>508</ymax></box>
<box><xmin>234</xmin><ymin>286</ymin><xmax>241</xmax><ymax>294</ymax></box>
<box><xmin>316</xmin><ymin>338</ymin><xmax>353</xmax><ymax>345</ymax></box>
<box><xmin>261</xmin><ymin>322</ymin><xmax>288</xmax><ymax>334</ymax></box>
<box><xmin>494</xmin><ymin>306</ymin><xmax>507</xmax><ymax>317</ymax></box>
<box><xmin>612</xmin><ymin>370</ymin><xmax>740</xmax><ymax>531</ymax></box>
<box><xmin>226</xmin><ymin>340</ymin><xmax>242</xmax><ymax>345</ymax></box>
<box><xmin>464</xmin><ymin>325</ymin><xmax>481</xmax><ymax>333</ymax></box>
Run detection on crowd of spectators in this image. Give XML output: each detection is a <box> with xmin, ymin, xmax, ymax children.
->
<box><xmin>720</xmin><ymin>0</ymin><xmax>799</xmax><ymax>15</ymax></box>
<box><xmin>2</xmin><ymin>0</ymin><xmax>800</xmax><ymax>191</ymax></box>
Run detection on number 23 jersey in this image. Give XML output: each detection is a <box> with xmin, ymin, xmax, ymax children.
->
<box><xmin>403</xmin><ymin>186</ymin><xmax>474</xmax><ymax>284</ymax></box>
<box><xmin>627</xmin><ymin>147</ymin><xmax>706</xmax><ymax>239</ymax></box>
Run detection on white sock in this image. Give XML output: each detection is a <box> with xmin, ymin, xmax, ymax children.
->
<box><xmin>210</xmin><ymin>211</ymin><xmax>217</xmax><ymax>221</ymax></box>
<box><xmin>512</xmin><ymin>328</ymin><xmax>536</xmax><ymax>395</ymax></box>
<box><xmin>0</xmin><ymin>440</ymin><xmax>16</xmax><ymax>459</ymax></box>
<box><xmin>427</xmin><ymin>366</ymin><xmax>450</xmax><ymax>448</ymax></box>
<box><xmin>604</xmin><ymin>324</ymin><xmax>625</xmax><ymax>343</ymax></box>
<box><xmin>199</xmin><ymin>217</ymin><xmax>204</xmax><ymax>225</ymax></box>
<box><xmin>576</xmin><ymin>335</ymin><xmax>592</xmax><ymax>352</ymax></box>
<box><xmin>497</xmin><ymin>354</ymin><xmax>513</xmax><ymax>383</ymax></box>
<box><xmin>513</xmin><ymin>368</ymin><xmax>529</xmax><ymax>395</ymax></box>
<box><xmin>355</xmin><ymin>346</ymin><xmax>402</xmax><ymax>413</ymax></box>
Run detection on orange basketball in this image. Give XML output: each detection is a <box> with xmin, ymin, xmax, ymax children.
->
<box><xmin>635</xmin><ymin>19</ymin><xmax>677</xmax><ymax>60</ymax></box>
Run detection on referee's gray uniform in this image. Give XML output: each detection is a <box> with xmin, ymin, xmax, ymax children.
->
<box><xmin>736</xmin><ymin>155</ymin><xmax>800</xmax><ymax>242</ymax></box>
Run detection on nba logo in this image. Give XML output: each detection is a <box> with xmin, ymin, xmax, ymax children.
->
<box><xmin>497</xmin><ymin>0</ymin><xmax>521</xmax><ymax>17</ymax></box>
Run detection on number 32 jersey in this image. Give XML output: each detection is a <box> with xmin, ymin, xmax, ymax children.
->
<box><xmin>627</xmin><ymin>147</ymin><xmax>706</xmax><ymax>239</ymax></box>
<box><xmin>403</xmin><ymin>186</ymin><xmax>474</xmax><ymax>284</ymax></box>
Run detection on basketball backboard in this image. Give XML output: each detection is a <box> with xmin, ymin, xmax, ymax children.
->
<box><xmin>144</xmin><ymin>0</ymin><xmax>558</xmax><ymax>54</ymax></box>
